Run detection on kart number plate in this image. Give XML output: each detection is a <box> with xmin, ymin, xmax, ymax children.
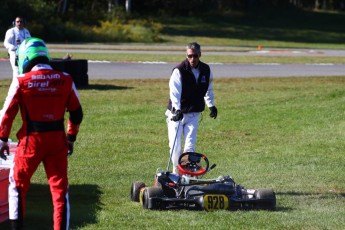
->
<box><xmin>203</xmin><ymin>194</ymin><xmax>229</xmax><ymax>211</ymax></box>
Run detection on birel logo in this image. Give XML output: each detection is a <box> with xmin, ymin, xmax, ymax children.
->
<box><xmin>28</xmin><ymin>74</ymin><xmax>65</xmax><ymax>89</ymax></box>
<box><xmin>28</xmin><ymin>81</ymin><xmax>49</xmax><ymax>88</ymax></box>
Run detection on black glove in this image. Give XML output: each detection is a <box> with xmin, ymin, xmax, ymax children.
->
<box><xmin>0</xmin><ymin>141</ymin><xmax>9</xmax><ymax>160</ymax></box>
<box><xmin>209</xmin><ymin>106</ymin><xmax>218</xmax><ymax>119</ymax></box>
<box><xmin>171</xmin><ymin>110</ymin><xmax>183</xmax><ymax>122</ymax></box>
<box><xmin>68</xmin><ymin>141</ymin><xmax>74</xmax><ymax>156</ymax></box>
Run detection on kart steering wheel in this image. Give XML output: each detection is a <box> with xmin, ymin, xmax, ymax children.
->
<box><xmin>177</xmin><ymin>152</ymin><xmax>209</xmax><ymax>176</ymax></box>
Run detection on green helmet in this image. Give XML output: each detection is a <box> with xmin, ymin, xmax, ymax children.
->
<box><xmin>16</xmin><ymin>37</ymin><xmax>50</xmax><ymax>74</ymax></box>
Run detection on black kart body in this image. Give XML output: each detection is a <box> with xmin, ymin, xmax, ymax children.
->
<box><xmin>130</xmin><ymin>152</ymin><xmax>276</xmax><ymax>211</ymax></box>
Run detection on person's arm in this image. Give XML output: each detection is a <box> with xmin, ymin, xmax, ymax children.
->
<box><xmin>0</xmin><ymin>78</ymin><xmax>20</xmax><ymax>141</ymax></box>
<box><xmin>66</xmin><ymin>83</ymin><xmax>83</xmax><ymax>142</ymax></box>
<box><xmin>204</xmin><ymin>70</ymin><xmax>215</xmax><ymax>107</ymax></box>
<box><xmin>25</xmin><ymin>28</ymin><xmax>31</xmax><ymax>39</ymax></box>
<box><xmin>65</xmin><ymin>82</ymin><xmax>83</xmax><ymax>156</ymax></box>
<box><xmin>169</xmin><ymin>68</ymin><xmax>182</xmax><ymax>111</ymax></box>
<box><xmin>3</xmin><ymin>28</ymin><xmax>16</xmax><ymax>51</ymax></box>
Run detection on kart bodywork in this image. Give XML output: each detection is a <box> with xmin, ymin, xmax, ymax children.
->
<box><xmin>130</xmin><ymin>152</ymin><xmax>276</xmax><ymax>211</ymax></box>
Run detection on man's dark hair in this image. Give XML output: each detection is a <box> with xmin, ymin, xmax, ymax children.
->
<box><xmin>186</xmin><ymin>42</ymin><xmax>201</xmax><ymax>55</ymax></box>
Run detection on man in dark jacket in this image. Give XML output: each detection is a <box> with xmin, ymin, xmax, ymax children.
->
<box><xmin>166</xmin><ymin>42</ymin><xmax>217</xmax><ymax>174</ymax></box>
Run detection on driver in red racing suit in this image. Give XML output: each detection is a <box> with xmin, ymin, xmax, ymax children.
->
<box><xmin>0</xmin><ymin>37</ymin><xmax>83</xmax><ymax>230</ymax></box>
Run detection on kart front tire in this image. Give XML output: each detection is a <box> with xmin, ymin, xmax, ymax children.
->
<box><xmin>130</xmin><ymin>181</ymin><xmax>146</xmax><ymax>202</ymax></box>
<box><xmin>254</xmin><ymin>188</ymin><xmax>276</xmax><ymax>210</ymax></box>
<box><xmin>141</xmin><ymin>186</ymin><xmax>164</xmax><ymax>210</ymax></box>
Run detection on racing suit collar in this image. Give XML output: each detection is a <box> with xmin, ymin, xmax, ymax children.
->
<box><xmin>31</xmin><ymin>64</ymin><xmax>53</xmax><ymax>71</ymax></box>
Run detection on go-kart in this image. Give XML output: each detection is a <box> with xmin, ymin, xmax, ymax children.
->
<box><xmin>130</xmin><ymin>152</ymin><xmax>276</xmax><ymax>211</ymax></box>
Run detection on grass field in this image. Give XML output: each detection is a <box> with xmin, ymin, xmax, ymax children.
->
<box><xmin>0</xmin><ymin>8</ymin><xmax>345</xmax><ymax>229</ymax></box>
<box><xmin>0</xmin><ymin>76</ymin><xmax>345</xmax><ymax>229</ymax></box>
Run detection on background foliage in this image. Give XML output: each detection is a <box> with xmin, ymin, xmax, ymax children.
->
<box><xmin>1</xmin><ymin>0</ymin><xmax>345</xmax><ymax>43</ymax></box>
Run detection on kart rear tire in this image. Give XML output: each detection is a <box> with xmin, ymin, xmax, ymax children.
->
<box><xmin>141</xmin><ymin>186</ymin><xmax>164</xmax><ymax>210</ymax></box>
<box><xmin>130</xmin><ymin>181</ymin><xmax>146</xmax><ymax>202</ymax></box>
<box><xmin>254</xmin><ymin>188</ymin><xmax>276</xmax><ymax>210</ymax></box>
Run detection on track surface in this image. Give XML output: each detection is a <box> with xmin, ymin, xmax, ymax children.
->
<box><xmin>1</xmin><ymin>45</ymin><xmax>344</xmax><ymax>80</ymax></box>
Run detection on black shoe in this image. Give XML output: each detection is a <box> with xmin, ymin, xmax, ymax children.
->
<box><xmin>10</xmin><ymin>219</ymin><xmax>23</xmax><ymax>230</ymax></box>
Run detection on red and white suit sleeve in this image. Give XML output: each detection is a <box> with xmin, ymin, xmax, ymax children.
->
<box><xmin>66</xmin><ymin>83</ymin><xmax>83</xmax><ymax>141</ymax></box>
<box><xmin>0</xmin><ymin>78</ymin><xmax>21</xmax><ymax>141</ymax></box>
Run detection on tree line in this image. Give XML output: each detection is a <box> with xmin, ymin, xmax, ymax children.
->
<box><xmin>1</xmin><ymin>0</ymin><xmax>344</xmax><ymax>43</ymax></box>
<box><xmin>56</xmin><ymin>0</ymin><xmax>344</xmax><ymax>15</ymax></box>
<box><xmin>2</xmin><ymin>0</ymin><xmax>344</xmax><ymax>21</ymax></box>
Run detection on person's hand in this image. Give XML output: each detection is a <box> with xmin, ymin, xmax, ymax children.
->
<box><xmin>171</xmin><ymin>110</ymin><xmax>183</xmax><ymax>122</ymax></box>
<box><xmin>68</xmin><ymin>141</ymin><xmax>74</xmax><ymax>156</ymax></box>
<box><xmin>0</xmin><ymin>141</ymin><xmax>9</xmax><ymax>160</ymax></box>
<box><xmin>209</xmin><ymin>106</ymin><xmax>218</xmax><ymax>119</ymax></box>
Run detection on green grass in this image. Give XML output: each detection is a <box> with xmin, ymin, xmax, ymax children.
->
<box><xmin>47</xmin><ymin>53</ymin><xmax>345</xmax><ymax>64</ymax></box>
<box><xmin>1</xmin><ymin>9</ymin><xmax>345</xmax><ymax>229</ymax></box>
<box><xmin>159</xmin><ymin>9</ymin><xmax>345</xmax><ymax>49</ymax></box>
<box><xmin>2</xmin><ymin>50</ymin><xmax>345</xmax><ymax>65</ymax></box>
<box><xmin>0</xmin><ymin>77</ymin><xmax>345</xmax><ymax>229</ymax></box>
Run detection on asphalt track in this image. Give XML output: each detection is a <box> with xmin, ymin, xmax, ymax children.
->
<box><xmin>1</xmin><ymin>45</ymin><xmax>345</xmax><ymax>80</ymax></box>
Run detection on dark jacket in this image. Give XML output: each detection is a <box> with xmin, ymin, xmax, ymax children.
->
<box><xmin>168</xmin><ymin>59</ymin><xmax>210</xmax><ymax>113</ymax></box>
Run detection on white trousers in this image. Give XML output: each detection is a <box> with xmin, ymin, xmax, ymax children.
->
<box><xmin>166</xmin><ymin>110</ymin><xmax>200</xmax><ymax>169</ymax></box>
<box><xmin>8</xmin><ymin>51</ymin><xmax>19</xmax><ymax>78</ymax></box>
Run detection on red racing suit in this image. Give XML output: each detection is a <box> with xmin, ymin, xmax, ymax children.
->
<box><xmin>0</xmin><ymin>64</ymin><xmax>83</xmax><ymax>230</ymax></box>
